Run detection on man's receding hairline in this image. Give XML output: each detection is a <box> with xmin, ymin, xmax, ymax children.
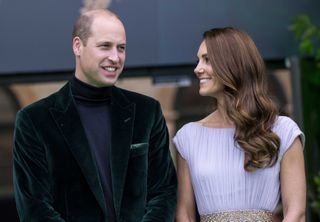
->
<box><xmin>73</xmin><ymin>9</ymin><xmax>124</xmax><ymax>45</ymax></box>
<box><xmin>82</xmin><ymin>9</ymin><xmax>121</xmax><ymax>23</ymax></box>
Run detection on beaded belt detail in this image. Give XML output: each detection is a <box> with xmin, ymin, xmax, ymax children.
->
<box><xmin>200</xmin><ymin>209</ymin><xmax>273</xmax><ymax>222</ymax></box>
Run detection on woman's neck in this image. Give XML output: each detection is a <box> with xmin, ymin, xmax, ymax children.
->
<box><xmin>200</xmin><ymin>108</ymin><xmax>234</xmax><ymax>128</ymax></box>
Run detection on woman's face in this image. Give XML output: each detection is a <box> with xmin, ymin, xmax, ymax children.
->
<box><xmin>194</xmin><ymin>41</ymin><xmax>224</xmax><ymax>98</ymax></box>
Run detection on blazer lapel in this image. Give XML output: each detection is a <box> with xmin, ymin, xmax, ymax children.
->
<box><xmin>49</xmin><ymin>83</ymin><xmax>107</xmax><ymax>218</ymax></box>
<box><xmin>110</xmin><ymin>87</ymin><xmax>135</xmax><ymax>218</ymax></box>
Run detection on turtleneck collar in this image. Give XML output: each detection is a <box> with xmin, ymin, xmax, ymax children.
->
<box><xmin>71</xmin><ymin>75</ymin><xmax>112</xmax><ymax>104</ymax></box>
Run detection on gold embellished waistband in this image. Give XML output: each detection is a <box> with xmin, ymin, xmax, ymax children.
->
<box><xmin>200</xmin><ymin>209</ymin><xmax>273</xmax><ymax>222</ymax></box>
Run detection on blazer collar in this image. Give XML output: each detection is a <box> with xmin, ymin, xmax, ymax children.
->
<box><xmin>49</xmin><ymin>83</ymin><xmax>108</xmax><ymax>218</ymax></box>
<box><xmin>50</xmin><ymin>83</ymin><xmax>136</xmax><ymax>220</ymax></box>
<box><xmin>109</xmin><ymin>87</ymin><xmax>135</xmax><ymax>218</ymax></box>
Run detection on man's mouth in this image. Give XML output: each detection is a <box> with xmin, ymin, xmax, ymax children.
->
<box><xmin>102</xmin><ymin>66</ymin><xmax>117</xmax><ymax>72</ymax></box>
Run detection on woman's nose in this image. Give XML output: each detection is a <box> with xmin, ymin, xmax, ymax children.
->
<box><xmin>194</xmin><ymin>64</ymin><xmax>204</xmax><ymax>75</ymax></box>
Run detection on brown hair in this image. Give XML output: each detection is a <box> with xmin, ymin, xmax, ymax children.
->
<box><xmin>203</xmin><ymin>27</ymin><xmax>280</xmax><ymax>171</ymax></box>
<box><xmin>72</xmin><ymin>14</ymin><xmax>94</xmax><ymax>46</ymax></box>
<box><xmin>72</xmin><ymin>9</ymin><xmax>119</xmax><ymax>46</ymax></box>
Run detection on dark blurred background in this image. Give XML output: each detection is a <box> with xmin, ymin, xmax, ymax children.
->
<box><xmin>1</xmin><ymin>0</ymin><xmax>320</xmax><ymax>221</ymax></box>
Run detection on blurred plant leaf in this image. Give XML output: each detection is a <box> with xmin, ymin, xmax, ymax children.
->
<box><xmin>311</xmin><ymin>172</ymin><xmax>320</xmax><ymax>216</ymax></box>
<box><xmin>290</xmin><ymin>14</ymin><xmax>320</xmax><ymax>62</ymax></box>
<box><xmin>300</xmin><ymin>39</ymin><xmax>314</xmax><ymax>55</ymax></box>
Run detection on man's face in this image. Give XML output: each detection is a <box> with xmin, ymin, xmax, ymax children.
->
<box><xmin>73</xmin><ymin>15</ymin><xmax>126</xmax><ymax>87</ymax></box>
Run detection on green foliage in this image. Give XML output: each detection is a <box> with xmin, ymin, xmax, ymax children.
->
<box><xmin>310</xmin><ymin>172</ymin><xmax>320</xmax><ymax>216</ymax></box>
<box><xmin>290</xmin><ymin>15</ymin><xmax>320</xmax><ymax>68</ymax></box>
<box><xmin>291</xmin><ymin>15</ymin><xmax>320</xmax><ymax>219</ymax></box>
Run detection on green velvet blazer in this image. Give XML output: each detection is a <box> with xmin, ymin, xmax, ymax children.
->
<box><xmin>13</xmin><ymin>82</ymin><xmax>177</xmax><ymax>222</ymax></box>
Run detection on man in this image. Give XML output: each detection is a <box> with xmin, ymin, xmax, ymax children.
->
<box><xmin>13</xmin><ymin>9</ymin><xmax>177</xmax><ymax>222</ymax></box>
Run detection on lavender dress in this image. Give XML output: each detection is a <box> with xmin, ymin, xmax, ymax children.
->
<box><xmin>173</xmin><ymin>116</ymin><xmax>304</xmax><ymax>215</ymax></box>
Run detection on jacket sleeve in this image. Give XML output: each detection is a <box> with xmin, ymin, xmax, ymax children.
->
<box><xmin>13</xmin><ymin>110</ymin><xmax>65</xmax><ymax>222</ymax></box>
<box><xmin>142</xmin><ymin>101</ymin><xmax>177</xmax><ymax>222</ymax></box>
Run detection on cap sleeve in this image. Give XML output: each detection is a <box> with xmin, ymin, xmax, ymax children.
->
<box><xmin>173</xmin><ymin>124</ymin><xmax>191</xmax><ymax>161</ymax></box>
<box><xmin>274</xmin><ymin>116</ymin><xmax>305</xmax><ymax>159</ymax></box>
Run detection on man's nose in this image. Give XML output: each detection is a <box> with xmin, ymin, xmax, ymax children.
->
<box><xmin>107</xmin><ymin>48</ymin><xmax>120</xmax><ymax>63</ymax></box>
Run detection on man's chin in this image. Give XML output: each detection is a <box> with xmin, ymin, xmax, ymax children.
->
<box><xmin>101</xmin><ymin>79</ymin><xmax>118</xmax><ymax>87</ymax></box>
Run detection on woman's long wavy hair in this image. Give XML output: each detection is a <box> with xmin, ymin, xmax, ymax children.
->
<box><xmin>203</xmin><ymin>27</ymin><xmax>280</xmax><ymax>171</ymax></box>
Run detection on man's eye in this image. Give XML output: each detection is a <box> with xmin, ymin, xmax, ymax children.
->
<box><xmin>118</xmin><ymin>46</ymin><xmax>126</xmax><ymax>51</ymax></box>
<box><xmin>100</xmin><ymin>44</ymin><xmax>111</xmax><ymax>48</ymax></box>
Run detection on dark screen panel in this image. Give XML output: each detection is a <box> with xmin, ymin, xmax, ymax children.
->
<box><xmin>0</xmin><ymin>0</ymin><xmax>319</xmax><ymax>74</ymax></box>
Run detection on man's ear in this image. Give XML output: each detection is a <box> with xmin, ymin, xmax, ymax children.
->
<box><xmin>73</xmin><ymin>37</ymin><xmax>82</xmax><ymax>56</ymax></box>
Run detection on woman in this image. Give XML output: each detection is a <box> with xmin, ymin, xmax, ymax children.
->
<box><xmin>173</xmin><ymin>27</ymin><xmax>306</xmax><ymax>222</ymax></box>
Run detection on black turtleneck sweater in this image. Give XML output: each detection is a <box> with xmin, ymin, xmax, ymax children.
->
<box><xmin>71</xmin><ymin>76</ymin><xmax>115</xmax><ymax>221</ymax></box>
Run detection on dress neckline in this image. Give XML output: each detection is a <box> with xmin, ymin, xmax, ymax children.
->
<box><xmin>191</xmin><ymin>121</ymin><xmax>235</xmax><ymax>130</ymax></box>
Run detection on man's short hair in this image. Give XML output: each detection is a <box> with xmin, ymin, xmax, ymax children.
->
<box><xmin>72</xmin><ymin>14</ymin><xmax>94</xmax><ymax>46</ymax></box>
<box><xmin>72</xmin><ymin>10</ymin><xmax>120</xmax><ymax>46</ymax></box>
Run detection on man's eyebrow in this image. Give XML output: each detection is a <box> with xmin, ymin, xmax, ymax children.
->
<box><xmin>96</xmin><ymin>41</ymin><xmax>112</xmax><ymax>45</ymax></box>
